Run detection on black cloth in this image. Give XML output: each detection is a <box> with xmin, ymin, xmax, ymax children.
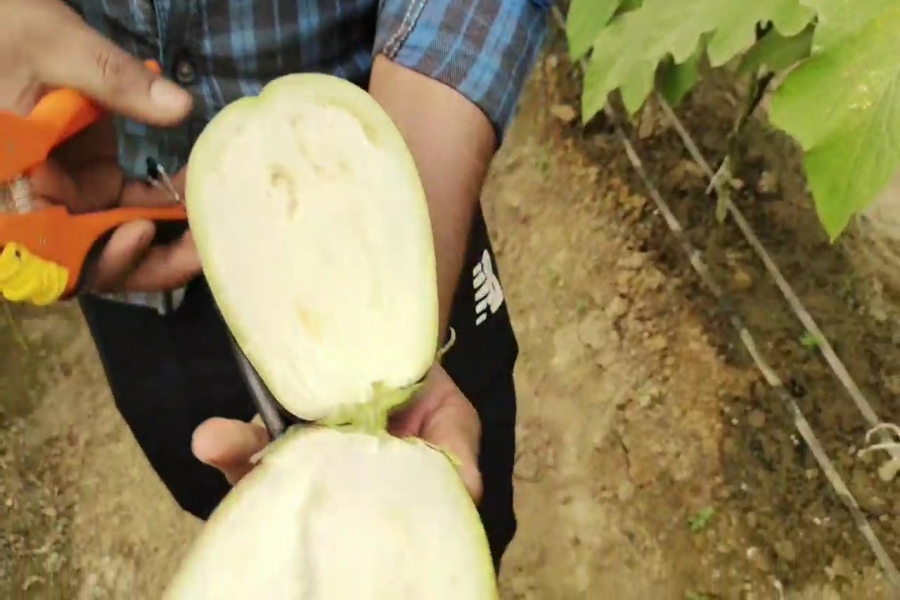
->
<box><xmin>79</xmin><ymin>206</ymin><xmax>519</xmax><ymax>573</ymax></box>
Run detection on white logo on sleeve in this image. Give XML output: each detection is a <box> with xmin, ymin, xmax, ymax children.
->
<box><xmin>473</xmin><ymin>249</ymin><xmax>505</xmax><ymax>326</ymax></box>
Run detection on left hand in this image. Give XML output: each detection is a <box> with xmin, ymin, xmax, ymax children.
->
<box><xmin>191</xmin><ymin>363</ymin><xmax>484</xmax><ymax>503</ymax></box>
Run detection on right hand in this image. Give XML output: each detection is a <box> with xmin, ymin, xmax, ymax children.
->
<box><xmin>3</xmin><ymin>0</ymin><xmax>201</xmax><ymax>293</ymax></box>
<box><xmin>2</xmin><ymin>0</ymin><xmax>191</xmax><ymax>122</ymax></box>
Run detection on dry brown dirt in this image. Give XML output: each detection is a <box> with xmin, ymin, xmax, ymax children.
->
<box><xmin>2</xmin><ymin>40</ymin><xmax>899</xmax><ymax>600</ymax></box>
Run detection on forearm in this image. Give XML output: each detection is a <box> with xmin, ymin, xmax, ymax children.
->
<box><xmin>370</xmin><ymin>0</ymin><xmax>548</xmax><ymax>341</ymax></box>
<box><xmin>369</xmin><ymin>55</ymin><xmax>496</xmax><ymax>339</ymax></box>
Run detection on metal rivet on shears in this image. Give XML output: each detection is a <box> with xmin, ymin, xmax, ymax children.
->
<box><xmin>145</xmin><ymin>157</ymin><xmax>182</xmax><ymax>203</ymax></box>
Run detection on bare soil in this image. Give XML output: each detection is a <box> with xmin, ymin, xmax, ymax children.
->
<box><xmin>2</xmin><ymin>38</ymin><xmax>898</xmax><ymax>600</ymax></box>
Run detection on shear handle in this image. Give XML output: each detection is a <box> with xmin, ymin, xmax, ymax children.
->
<box><xmin>0</xmin><ymin>60</ymin><xmax>163</xmax><ymax>183</ymax></box>
<box><xmin>0</xmin><ymin>204</ymin><xmax>187</xmax><ymax>299</ymax></box>
<box><xmin>30</xmin><ymin>60</ymin><xmax>163</xmax><ymax>152</ymax></box>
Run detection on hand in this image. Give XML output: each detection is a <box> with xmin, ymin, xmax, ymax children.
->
<box><xmin>1</xmin><ymin>0</ymin><xmax>191</xmax><ymax>122</ymax></box>
<box><xmin>192</xmin><ymin>363</ymin><xmax>484</xmax><ymax>503</ymax></box>
<box><xmin>2</xmin><ymin>0</ymin><xmax>198</xmax><ymax>294</ymax></box>
<box><xmin>28</xmin><ymin>123</ymin><xmax>202</xmax><ymax>293</ymax></box>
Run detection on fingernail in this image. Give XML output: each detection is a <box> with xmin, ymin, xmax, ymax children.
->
<box><xmin>150</xmin><ymin>78</ymin><xmax>192</xmax><ymax>112</ymax></box>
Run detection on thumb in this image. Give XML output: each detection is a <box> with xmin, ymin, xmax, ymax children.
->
<box><xmin>35</xmin><ymin>13</ymin><xmax>192</xmax><ymax>125</ymax></box>
<box><xmin>419</xmin><ymin>403</ymin><xmax>483</xmax><ymax>504</ymax></box>
<box><xmin>86</xmin><ymin>219</ymin><xmax>156</xmax><ymax>292</ymax></box>
<box><xmin>120</xmin><ymin>230</ymin><xmax>202</xmax><ymax>294</ymax></box>
<box><xmin>192</xmin><ymin>417</ymin><xmax>271</xmax><ymax>485</ymax></box>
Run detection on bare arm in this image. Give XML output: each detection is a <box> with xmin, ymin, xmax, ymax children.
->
<box><xmin>369</xmin><ymin>56</ymin><xmax>495</xmax><ymax>337</ymax></box>
<box><xmin>370</xmin><ymin>0</ymin><xmax>549</xmax><ymax>341</ymax></box>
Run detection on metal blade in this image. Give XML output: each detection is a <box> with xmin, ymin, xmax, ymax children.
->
<box><xmin>227</xmin><ymin>334</ymin><xmax>289</xmax><ymax>440</ymax></box>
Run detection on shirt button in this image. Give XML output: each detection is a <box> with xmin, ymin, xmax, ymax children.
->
<box><xmin>173</xmin><ymin>58</ymin><xmax>196</xmax><ymax>85</ymax></box>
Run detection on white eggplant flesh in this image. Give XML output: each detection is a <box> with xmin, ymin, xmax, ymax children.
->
<box><xmin>185</xmin><ymin>72</ymin><xmax>439</xmax><ymax>423</ymax></box>
<box><xmin>162</xmin><ymin>427</ymin><xmax>498</xmax><ymax>599</ymax></box>
<box><xmin>165</xmin><ymin>73</ymin><xmax>498</xmax><ymax>599</ymax></box>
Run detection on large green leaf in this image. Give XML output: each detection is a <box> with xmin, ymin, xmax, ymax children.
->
<box><xmin>803</xmin><ymin>1</ymin><xmax>889</xmax><ymax>49</ymax></box>
<box><xmin>657</xmin><ymin>39</ymin><xmax>705</xmax><ymax>107</ymax></box>
<box><xmin>618</xmin><ymin>0</ymin><xmax>643</xmax><ymax>12</ymax></box>
<box><xmin>566</xmin><ymin>0</ymin><xmax>623</xmax><ymax>61</ymax></box>
<box><xmin>580</xmin><ymin>0</ymin><xmax>816</xmax><ymax>120</ymax></box>
<box><xmin>769</xmin><ymin>0</ymin><xmax>900</xmax><ymax>239</ymax></box>
<box><xmin>737</xmin><ymin>24</ymin><xmax>814</xmax><ymax>75</ymax></box>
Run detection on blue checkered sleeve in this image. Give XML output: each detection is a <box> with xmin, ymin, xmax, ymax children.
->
<box><xmin>374</xmin><ymin>0</ymin><xmax>550</xmax><ymax>141</ymax></box>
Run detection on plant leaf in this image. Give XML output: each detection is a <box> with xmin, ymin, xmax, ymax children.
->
<box><xmin>769</xmin><ymin>0</ymin><xmax>900</xmax><ymax>239</ymax></box>
<box><xmin>737</xmin><ymin>24</ymin><xmax>815</xmax><ymax>75</ymax></box>
<box><xmin>657</xmin><ymin>39</ymin><xmax>705</xmax><ymax>107</ymax></box>
<box><xmin>580</xmin><ymin>0</ymin><xmax>816</xmax><ymax>121</ymax></box>
<box><xmin>566</xmin><ymin>0</ymin><xmax>623</xmax><ymax>62</ymax></box>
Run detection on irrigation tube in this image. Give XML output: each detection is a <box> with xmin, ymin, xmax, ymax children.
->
<box><xmin>654</xmin><ymin>98</ymin><xmax>900</xmax><ymax>467</ymax></box>
<box><xmin>548</xmin><ymin>5</ymin><xmax>900</xmax><ymax>590</ymax></box>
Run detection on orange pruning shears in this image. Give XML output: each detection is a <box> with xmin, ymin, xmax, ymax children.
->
<box><xmin>0</xmin><ymin>60</ymin><xmax>187</xmax><ymax>305</ymax></box>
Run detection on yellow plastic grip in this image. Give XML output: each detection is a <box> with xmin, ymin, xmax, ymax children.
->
<box><xmin>0</xmin><ymin>243</ymin><xmax>69</xmax><ymax>305</ymax></box>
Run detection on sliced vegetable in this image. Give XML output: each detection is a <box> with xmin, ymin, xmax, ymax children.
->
<box><xmin>163</xmin><ymin>73</ymin><xmax>496</xmax><ymax>599</ymax></box>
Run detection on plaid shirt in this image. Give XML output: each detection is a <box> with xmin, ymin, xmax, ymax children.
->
<box><xmin>65</xmin><ymin>0</ymin><xmax>549</xmax><ymax>311</ymax></box>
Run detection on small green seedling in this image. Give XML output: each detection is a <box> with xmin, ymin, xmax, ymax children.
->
<box><xmin>688</xmin><ymin>506</ymin><xmax>715</xmax><ymax>532</ymax></box>
<box><xmin>799</xmin><ymin>331</ymin><xmax>820</xmax><ymax>349</ymax></box>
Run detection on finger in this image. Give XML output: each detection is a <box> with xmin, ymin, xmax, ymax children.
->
<box><xmin>30</xmin><ymin>6</ymin><xmax>192</xmax><ymax>126</ymax></box>
<box><xmin>120</xmin><ymin>231</ymin><xmax>202</xmax><ymax>293</ymax></box>
<box><xmin>192</xmin><ymin>417</ymin><xmax>271</xmax><ymax>485</ymax></box>
<box><xmin>119</xmin><ymin>169</ymin><xmax>186</xmax><ymax>208</ymax></box>
<box><xmin>28</xmin><ymin>160</ymin><xmax>81</xmax><ymax>208</ymax></box>
<box><xmin>389</xmin><ymin>366</ymin><xmax>484</xmax><ymax>503</ymax></box>
<box><xmin>26</xmin><ymin>197</ymin><xmax>52</xmax><ymax>211</ymax></box>
<box><xmin>68</xmin><ymin>161</ymin><xmax>126</xmax><ymax>213</ymax></box>
<box><xmin>87</xmin><ymin>219</ymin><xmax>156</xmax><ymax>292</ymax></box>
<box><xmin>119</xmin><ymin>180</ymin><xmax>179</xmax><ymax>208</ymax></box>
<box><xmin>167</xmin><ymin>168</ymin><xmax>187</xmax><ymax>199</ymax></box>
<box><xmin>53</xmin><ymin>117</ymin><xmax>120</xmax><ymax>166</ymax></box>
<box><xmin>419</xmin><ymin>400</ymin><xmax>484</xmax><ymax>503</ymax></box>
<box><xmin>30</xmin><ymin>158</ymin><xmax>123</xmax><ymax>214</ymax></box>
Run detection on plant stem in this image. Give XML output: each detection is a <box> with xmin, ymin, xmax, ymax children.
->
<box><xmin>712</xmin><ymin>70</ymin><xmax>776</xmax><ymax>222</ymax></box>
